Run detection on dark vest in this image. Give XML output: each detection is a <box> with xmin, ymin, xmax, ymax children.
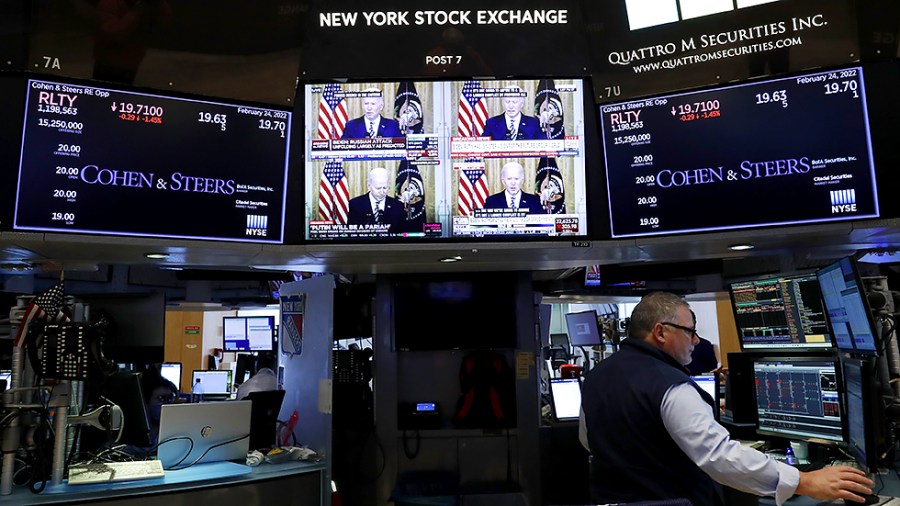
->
<box><xmin>582</xmin><ymin>338</ymin><xmax>718</xmax><ymax>506</ymax></box>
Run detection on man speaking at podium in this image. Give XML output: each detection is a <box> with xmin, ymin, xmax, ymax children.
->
<box><xmin>483</xmin><ymin>162</ymin><xmax>542</xmax><ymax>214</ymax></box>
<box><xmin>483</xmin><ymin>86</ymin><xmax>541</xmax><ymax>140</ymax></box>
<box><xmin>341</xmin><ymin>90</ymin><xmax>403</xmax><ymax>139</ymax></box>
<box><xmin>347</xmin><ymin>167</ymin><xmax>404</xmax><ymax>233</ymax></box>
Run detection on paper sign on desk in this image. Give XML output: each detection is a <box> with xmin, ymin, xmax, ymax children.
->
<box><xmin>516</xmin><ymin>351</ymin><xmax>534</xmax><ymax>380</ymax></box>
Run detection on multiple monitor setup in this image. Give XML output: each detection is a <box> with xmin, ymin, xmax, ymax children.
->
<box><xmin>726</xmin><ymin>255</ymin><xmax>891</xmax><ymax>471</ymax></box>
<box><xmin>304</xmin><ymin>78</ymin><xmax>589</xmax><ymax>241</ymax></box>
<box><xmin>3</xmin><ymin>63</ymin><xmax>889</xmax><ymax>247</ymax></box>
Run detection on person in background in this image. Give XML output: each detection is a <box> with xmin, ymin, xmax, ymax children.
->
<box><xmin>207</xmin><ymin>348</ymin><xmax>223</xmax><ymax>370</ymax></box>
<box><xmin>579</xmin><ymin>291</ymin><xmax>873</xmax><ymax>506</ymax></box>
<box><xmin>141</xmin><ymin>369</ymin><xmax>177</xmax><ymax>446</ymax></box>
<box><xmin>236</xmin><ymin>353</ymin><xmax>278</xmax><ymax>400</ymax></box>
<box><xmin>686</xmin><ymin>310</ymin><xmax>718</xmax><ymax>375</ymax></box>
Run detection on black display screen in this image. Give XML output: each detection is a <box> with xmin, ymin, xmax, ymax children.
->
<box><xmin>585</xmin><ymin>0</ymin><xmax>859</xmax><ymax>103</ymax></box>
<box><xmin>302</xmin><ymin>0</ymin><xmax>586</xmax><ymax>80</ymax></box>
<box><xmin>15</xmin><ymin>78</ymin><xmax>291</xmax><ymax>243</ymax></box>
<box><xmin>601</xmin><ymin>66</ymin><xmax>878</xmax><ymax>238</ymax></box>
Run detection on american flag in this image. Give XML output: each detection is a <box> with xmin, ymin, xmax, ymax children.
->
<box><xmin>458</xmin><ymin>168</ymin><xmax>489</xmax><ymax>216</ymax></box>
<box><xmin>14</xmin><ymin>280</ymin><xmax>69</xmax><ymax>348</ymax></box>
<box><xmin>458</xmin><ymin>81</ymin><xmax>488</xmax><ymax>137</ymax></box>
<box><xmin>317</xmin><ymin>83</ymin><xmax>348</xmax><ymax>140</ymax></box>
<box><xmin>318</xmin><ymin>160</ymin><xmax>349</xmax><ymax>224</ymax></box>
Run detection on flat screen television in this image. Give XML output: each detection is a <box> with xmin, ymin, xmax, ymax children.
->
<box><xmin>752</xmin><ymin>356</ymin><xmax>844</xmax><ymax>443</ymax></box>
<box><xmin>729</xmin><ymin>273</ymin><xmax>832</xmax><ymax>351</ymax></box>
<box><xmin>393</xmin><ymin>273</ymin><xmax>517</xmax><ymax>351</ymax></box>
<box><xmin>816</xmin><ymin>257</ymin><xmax>880</xmax><ymax>355</ymax></box>
<box><xmin>565</xmin><ymin>310</ymin><xmax>603</xmax><ymax>346</ymax></box>
<box><xmin>601</xmin><ymin>65</ymin><xmax>879</xmax><ymax>237</ymax></box>
<box><xmin>14</xmin><ymin>76</ymin><xmax>291</xmax><ymax>243</ymax></box>
<box><xmin>223</xmin><ymin>316</ymin><xmax>275</xmax><ymax>352</ymax></box>
<box><xmin>304</xmin><ymin>78</ymin><xmax>588</xmax><ymax>240</ymax></box>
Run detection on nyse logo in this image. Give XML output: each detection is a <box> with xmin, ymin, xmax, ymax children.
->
<box><xmin>830</xmin><ymin>189</ymin><xmax>857</xmax><ymax>214</ymax></box>
<box><xmin>626</xmin><ymin>0</ymin><xmax>781</xmax><ymax>31</ymax></box>
<box><xmin>246</xmin><ymin>214</ymin><xmax>268</xmax><ymax>236</ymax></box>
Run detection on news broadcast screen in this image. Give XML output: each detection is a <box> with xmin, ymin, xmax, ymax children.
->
<box><xmin>14</xmin><ymin>77</ymin><xmax>291</xmax><ymax>242</ymax></box>
<box><xmin>304</xmin><ymin>78</ymin><xmax>588</xmax><ymax>240</ymax></box>
<box><xmin>601</xmin><ymin>65</ymin><xmax>879</xmax><ymax>238</ymax></box>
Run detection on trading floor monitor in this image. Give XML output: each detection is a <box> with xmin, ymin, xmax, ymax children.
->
<box><xmin>752</xmin><ymin>357</ymin><xmax>844</xmax><ymax>443</ymax></box>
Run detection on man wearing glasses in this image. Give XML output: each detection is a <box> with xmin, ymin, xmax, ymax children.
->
<box><xmin>580</xmin><ymin>291</ymin><xmax>872</xmax><ymax>506</ymax></box>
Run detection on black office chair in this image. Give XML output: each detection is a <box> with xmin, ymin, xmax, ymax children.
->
<box><xmin>245</xmin><ymin>389</ymin><xmax>286</xmax><ymax>450</ymax></box>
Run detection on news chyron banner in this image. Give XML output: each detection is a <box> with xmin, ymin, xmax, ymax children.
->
<box><xmin>586</xmin><ymin>0</ymin><xmax>859</xmax><ymax>103</ymax></box>
<box><xmin>302</xmin><ymin>0</ymin><xmax>587</xmax><ymax>79</ymax></box>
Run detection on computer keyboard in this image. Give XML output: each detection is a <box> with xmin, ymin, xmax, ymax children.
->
<box><xmin>795</xmin><ymin>461</ymin><xmax>826</xmax><ymax>472</ymax></box>
<box><xmin>67</xmin><ymin>459</ymin><xmax>165</xmax><ymax>485</ymax></box>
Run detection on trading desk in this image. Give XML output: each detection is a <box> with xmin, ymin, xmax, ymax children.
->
<box><xmin>754</xmin><ymin>465</ymin><xmax>900</xmax><ymax>506</ymax></box>
<box><xmin>5</xmin><ymin>460</ymin><xmax>327</xmax><ymax>506</ymax></box>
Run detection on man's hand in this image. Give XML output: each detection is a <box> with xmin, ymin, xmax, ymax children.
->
<box><xmin>795</xmin><ymin>466</ymin><xmax>874</xmax><ymax>503</ymax></box>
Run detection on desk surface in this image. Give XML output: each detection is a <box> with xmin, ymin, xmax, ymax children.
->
<box><xmin>757</xmin><ymin>467</ymin><xmax>900</xmax><ymax>506</ymax></box>
<box><xmin>6</xmin><ymin>459</ymin><xmax>326</xmax><ymax>504</ymax></box>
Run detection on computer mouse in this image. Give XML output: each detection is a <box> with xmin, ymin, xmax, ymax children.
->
<box><xmin>841</xmin><ymin>494</ymin><xmax>881</xmax><ymax>505</ymax></box>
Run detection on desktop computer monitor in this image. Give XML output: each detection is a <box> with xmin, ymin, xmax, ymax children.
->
<box><xmin>103</xmin><ymin>371</ymin><xmax>152</xmax><ymax>447</ymax></box>
<box><xmin>690</xmin><ymin>373</ymin><xmax>720</xmax><ymax>421</ymax></box>
<box><xmin>816</xmin><ymin>257</ymin><xmax>880</xmax><ymax>355</ymax></box>
<box><xmin>0</xmin><ymin>370</ymin><xmax>10</xmax><ymax>392</ymax></box>
<box><xmin>549</xmin><ymin>378</ymin><xmax>581</xmax><ymax>422</ymax></box>
<box><xmin>752</xmin><ymin>357</ymin><xmax>845</xmax><ymax>443</ymax></box>
<box><xmin>842</xmin><ymin>356</ymin><xmax>885</xmax><ymax>472</ymax></box>
<box><xmin>223</xmin><ymin>316</ymin><xmax>275</xmax><ymax>352</ymax></box>
<box><xmin>565</xmin><ymin>310</ymin><xmax>603</xmax><ymax>347</ymax></box>
<box><xmin>729</xmin><ymin>273</ymin><xmax>832</xmax><ymax>351</ymax></box>
<box><xmin>191</xmin><ymin>370</ymin><xmax>233</xmax><ymax>398</ymax></box>
<box><xmin>160</xmin><ymin>362</ymin><xmax>182</xmax><ymax>392</ymax></box>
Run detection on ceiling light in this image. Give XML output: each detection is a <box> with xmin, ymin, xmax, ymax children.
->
<box><xmin>439</xmin><ymin>256</ymin><xmax>462</xmax><ymax>263</ymax></box>
<box><xmin>728</xmin><ymin>244</ymin><xmax>754</xmax><ymax>251</ymax></box>
<box><xmin>144</xmin><ymin>253</ymin><xmax>170</xmax><ymax>259</ymax></box>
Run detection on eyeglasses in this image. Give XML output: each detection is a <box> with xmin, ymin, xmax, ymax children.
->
<box><xmin>661</xmin><ymin>322</ymin><xmax>698</xmax><ymax>338</ymax></box>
